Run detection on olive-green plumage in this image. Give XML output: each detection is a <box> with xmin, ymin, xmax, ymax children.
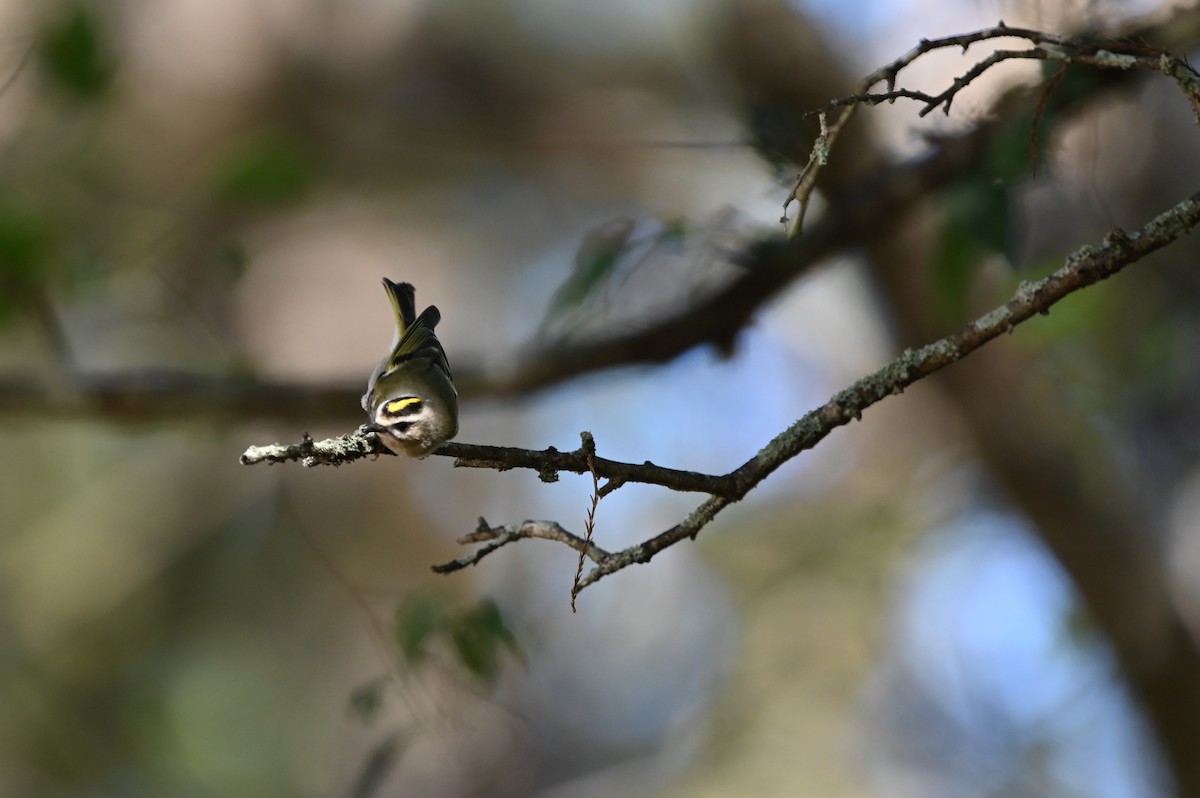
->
<box><xmin>362</xmin><ymin>279</ymin><xmax>458</xmax><ymax>457</ymax></box>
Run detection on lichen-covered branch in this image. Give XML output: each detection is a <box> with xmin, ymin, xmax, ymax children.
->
<box><xmin>240</xmin><ymin>427</ymin><xmax>736</xmax><ymax>495</ymax></box>
<box><xmin>438</xmin><ymin>190</ymin><xmax>1200</xmax><ymax>590</ymax></box>
<box><xmin>231</xmin><ymin>26</ymin><xmax>1200</xmax><ymax>596</ymax></box>
<box><xmin>430</xmin><ymin>517</ymin><xmax>611</xmax><ymax>575</ymax></box>
<box><xmin>240</xmin><ymin>426</ymin><xmax>384</xmax><ymax>466</ymax></box>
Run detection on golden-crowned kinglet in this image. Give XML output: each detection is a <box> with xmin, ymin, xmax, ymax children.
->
<box><xmin>361</xmin><ymin>279</ymin><xmax>458</xmax><ymax>457</ymax></box>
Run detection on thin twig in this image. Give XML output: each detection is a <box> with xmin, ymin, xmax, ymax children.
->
<box><xmin>1029</xmin><ymin>62</ymin><xmax>1069</xmax><ymax>174</ymax></box>
<box><xmin>782</xmin><ymin>111</ymin><xmax>838</xmax><ymax>237</ymax></box>
<box><xmin>785</xmin><ymin>23</ymin><xmax>1186</xmax><ymax>238</ymax></box>
<box><xmin>450</xmin><ymin>192</ymin><xmax>1200</xmax><ymax>591</ymax></box>
<box><xmin>431</xmin><ymin>517</ymin><xmax>611</xmax><ymax>574</ymax></box>
<box><xmin>240</xmin><ymin>191</ymin><xmax>1200</xmax><ymax>588</ymax></box>
<box><xmin>571</xmin><ymin>433</ymin><xmax>601</xmax><ymax>611</ymax></box>
<box><xmin>449</xmin><ymin>29</ymin><xmax>1200</xmax><ymax>591</ymax></box>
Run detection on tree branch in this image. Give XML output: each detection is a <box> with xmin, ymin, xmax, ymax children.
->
<box><xmin>238</xmin><ymin>21</ymin><xmax>1200</xmax><ymax>590</ymax></box>
<box><xmin>241</xmin><ymin>191</ymin><xmax>1200</xmax><ymax>590</ymax></box>
<box><xmin>3</xmin><ymin>25</ymin><xmax>1196</xmax><ymax>425</ymax></box>
<box><xmin>785</xmin><ymin>22</ymin><xmax>1198</xmax><ymax>235</ymax></box>
<box><xmin>0</xmin><ymin>81</ymin><xmax>1075</xmax><ymax>422</ymax></box>
<box><xmin>567</xmin><ymin>194</ymin><xmax>1200</xmax><ymax>589</ymax></box>
<box><xmin>240</xmin><ymin>427</ymin><xmax>736</xmax><ymax>494</ymax></box>
<box><xmin>429</xmin><ymin>517</ymin><xmax>611</xmax><ymax>574</ymax></box>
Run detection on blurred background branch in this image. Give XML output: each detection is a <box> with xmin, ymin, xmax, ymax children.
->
<box><xmin>0</xmin><ymin>84</ymin><xmax>1142</xmax><ymax>420</ymax></box>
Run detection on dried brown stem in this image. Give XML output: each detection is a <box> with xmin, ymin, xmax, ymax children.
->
<box><xmin>571</xmin><ymin>433</ymin><xmax>602</xmax><ymax>610</ymax></box>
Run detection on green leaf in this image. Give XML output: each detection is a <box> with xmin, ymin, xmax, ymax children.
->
<box><xmin>540</xmin><ymin>216</ymin><xmax>693</xmax><ymax>337</ymax></box>
<box><xmin>464</xmin><ymin>599</ymin><xmax>519</xmax><ymax>655</ymax></box>
<box><xmin>0</xmin><ymin>204</ymin><xmax>52</xmax><ymax>288</ymax></box>
<box><xmin>392</xmin><ymin>594</ymin><xmax>520</xmax><ymax>685</ymax></box>
<box><xmin>934</xmin><ymin>222</ymin><xmax>979</xmax><ymax>323</ymax></box>
<box><xmin>943</xmin><ymin>180</ymin><xmax>1009</xmax><ymax>254</ymax></box>
<box><xmin>449</xmin><ymin>599</ymin><xmax>520</xmax><ymax>683</ymax></box>
<box><xmin>550</xmin><ymin>217</ymin><xmax>637</xmax><ymax>317</ymax></box>
<box><xmin>982</xmin><ymin>112</ymin><xmax>1038</xmax><ymax>181</ymax></box>
<box><xmin>449</xmin><ymin>622</ymin><xmax>497</xmax><ymax>682</ymax></box>
<box><xmin>934</xmin><ymin>179</ymin><xmax>1010</xmax><ymax>321</ymax></box>
<box><xmin>215</xmin><ymin>132</ymin><xmax>314</xmax><ymax>206</ymax></box>
<box><xmin>39</xmin><ymin>6</ymin><xmax>114</xmax><ymax>99</ymax></box>
<box><xmin>392</xmin><ymin>593</ymin><xmax>447</xmax><ymax>664</ymax></box>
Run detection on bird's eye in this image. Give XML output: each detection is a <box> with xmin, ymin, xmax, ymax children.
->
<box><xmin>384</xmin><ymin>397</ymin><xmax>423</xmax><ymax>416</ymax></box>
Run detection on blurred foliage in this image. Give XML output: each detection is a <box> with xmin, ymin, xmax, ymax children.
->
<box><xmin>38</xmin><ymin>4</ymin><xmax>114</xmax><ymax>100</ymax></box>
<box><xmin>554</xmin><ymin>217</ymin><xmax>637</xmax><ymax>315</ymax></box>
<box><xmin>393</xmin><ymin>591</ymin><xmax>448</xmax><ymax>665</ymax></box>
<box><xmin>393</xmin><ymin>592</ymin><xmax>521</xmax><ymax>685</ymax></box>
<box><xmin>932</xmin><ymin>108</ymin><xmax>1037</xmax><ymax>322</ymax></box>
<box><xmin>0</xmin><ymin>203</ymin><xmax>53</xmax><ymax>321</ymax></box>
<box><xmin>540</xmin><ymin>215</ymin><xmax>688</xmax><ymax>338</ymax></box>
<box><xmin>935</xmin><ymin>178</ymin><xmax>1011</xmax><ymax>320</ymax></box>
<box><xmin>1</xmin><ymin>1</ymin><xmax>1199</xmax><ymax>796</ymax></box>
<box><xmin>449</xmin><ymin>597</ymin><xmax>521</xmax><ymax>683</ymax></box>
<box><xmin>214</xmin><ymin>132</ymin><xmax>316</xmax><ymax>207</ymax></box>
<box><xmin>933</xmin><ymin>61</ymin><xmax>1136</xmax><ymax>323</ymax></box>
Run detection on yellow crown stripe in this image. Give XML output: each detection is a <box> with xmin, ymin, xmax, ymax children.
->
<box><xmin>385</xmin><ymin>397</ymin><xmax>423</xmax><ymax>413</ymax></box>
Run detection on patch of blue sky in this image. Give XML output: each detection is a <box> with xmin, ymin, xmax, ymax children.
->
<box><xmin>800</xmin><ymin>0</ymin><xmax>912</xmax><ymax>41</ymax></box>
<box><xmin>893</xmin><ymin>511</ymin><xmax>1165</xmax><ymax>797</ymax></box>
<box><xmin>510</xmin><ymin>321</ymin><xmax>840</xmax><ymax>546</ymax></box>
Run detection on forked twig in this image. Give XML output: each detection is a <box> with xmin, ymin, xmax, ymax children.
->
<box><xmin>784</xmin><ymin>22</ymin><xmax>1195</xmax><ymax>237</ymax></box>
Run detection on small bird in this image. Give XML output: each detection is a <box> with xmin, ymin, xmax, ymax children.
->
<box><xmin>361</xmin><ymin>279</ymin><xmax>458</xmax><ymax>457</ymax></box>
